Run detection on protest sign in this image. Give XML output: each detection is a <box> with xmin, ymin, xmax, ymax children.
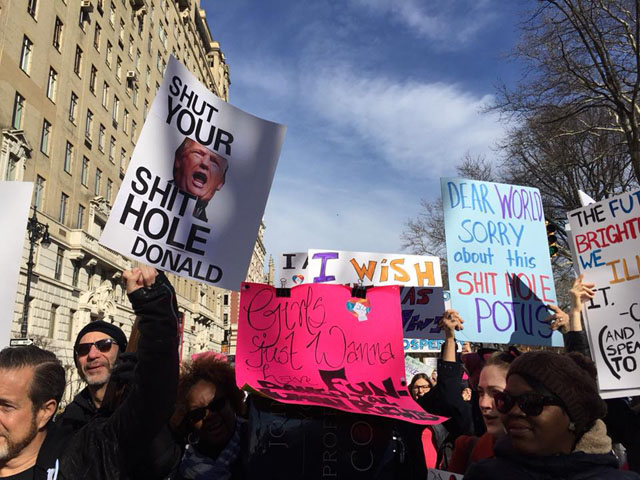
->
<box><xmin>0</xmin><ymin>182</ymin><xmax>33</xmax><ymax>348</ymax></box>
<box><xmin>404</xmin><ymin>355</ymin><xmax>437</xmax><ymax>382</ymax></box>
<box><xmin>404</xmin><ymin>339</ymin><xmax>463</xmax><ymax>353</ymax></box>
<box><xmin>278</xmin><ymin>251</ymin><xmax>446</xmax><ymax>338</ymax></box>
<box><xmin>236</xmin><ymin>282</ymin><xmax>445</xmax><ymax>425</ymax></box>
<box><xmin>401</xmin><ymin>287</ymin><xmax>445</xmax><ymax>339</ymax></box>
<box><xmin>276</xmin><ymin>251</ymin><xmax>307</xmax><ymax>287</ymax></box>
<box><xmin>427</xmin><ymin>469</ymin><xmax>463</xmax><ymax>480</ymax></box>
<box><xmin>306</xmin><ymin>249</ymin><xmax>442</xmax><ymax>287</ymax></box>
<box><xmin>568</xmin><ymin>189</ymin><xmax>640</xmax><ymax>392</ymax></box>
<box><xmin>442</xmin><ymin>178</ymin><xmax>562</xmax><ymax>346</ymax></box>
<box><xmin>100</xmin><ymin>56</ymin><xmax>286</xmax><ymax>290</ymax></box>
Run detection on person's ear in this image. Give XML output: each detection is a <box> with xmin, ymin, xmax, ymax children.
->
<box><xmin>36</xmin><ymin>399</ymin><xmax>58</xmax><ymax>430</ymax></box>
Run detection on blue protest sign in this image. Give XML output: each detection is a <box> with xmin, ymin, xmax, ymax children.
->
<box><xmin>441</xmin><ymin>178</ymin><xmax>562</xmax><ymax>346</ymax></box>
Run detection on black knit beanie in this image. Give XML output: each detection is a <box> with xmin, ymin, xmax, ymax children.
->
<box><xmin>508</xmin><ymin>351</ymin><xmax>607</xmax><ymax>435</ymax></box>
<box><xmin>74</xmin><ymin>320</ymin><xmax>128</xmax><ymax>353</ymax></box>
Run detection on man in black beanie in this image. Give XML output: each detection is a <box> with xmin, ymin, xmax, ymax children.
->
<box><xmin>56</xmin><ymin>320</ymin><xmax>128</xmax><ymax>432</ymax></box>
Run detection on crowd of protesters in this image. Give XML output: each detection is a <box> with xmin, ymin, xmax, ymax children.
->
<box><xmin>0</xmin><ymin>267</ymin><xmax>639</xmax><ymax>479</ymax></box>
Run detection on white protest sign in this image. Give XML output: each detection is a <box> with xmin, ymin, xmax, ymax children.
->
<box><xmin>275</xmin><ymin>251</ymin><xmax>307</xmax><ymax>287</ymax></box>
<box><xmin>0</xmin><ymin>182</ymin><xmax>33</xmax><ymax>348</ymax></box>
<box><xmin>306</xmin><ymin>249</ymin><xmax>442</xmax><ymax>287</ymax></box>
<box><xmin>278</xmin><ymin>251</ymin><xmax>446</xmax><ymax>338</ymax></box>
<box><xmin>100</xmin><ymin>56</ymin><xmax>286</xmax><ymax>290</ymax></box>
<box><xmin>405</xmin><ymin>355</ymin><xmax>437</xmax><ymax>382</ymax></box>
<box><xmin>568</xmin><ymin>189</ymin><xmax>640</xmax><ymax>392</ymax></box>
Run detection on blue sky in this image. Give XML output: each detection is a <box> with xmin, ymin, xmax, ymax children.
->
<box><xmin>202</xmin><ymin>0</ymin><xmax>526</xmax><ymax>268</ymax></box>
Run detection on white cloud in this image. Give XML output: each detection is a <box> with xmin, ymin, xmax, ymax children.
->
<box><xmin>305</xmin><ymin>68</ymin><xmax>506</xmax><ymax>177</ymax></box>
<box><xmin>350</xmin><ymin>0</ymin><xmax>497</xmax><ymax>47</ymax></box>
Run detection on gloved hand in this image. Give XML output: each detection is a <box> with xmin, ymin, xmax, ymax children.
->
<box><xmin>110</xmin><ymin>351</ymin><xmax>138</xmax><ymax>385</ymax></box>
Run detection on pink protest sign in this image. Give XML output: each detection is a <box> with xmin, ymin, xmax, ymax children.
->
<box><xmin>236</xmin><ymin>282</ymin><xmax>446</xmax><ymax>425</ymax></box>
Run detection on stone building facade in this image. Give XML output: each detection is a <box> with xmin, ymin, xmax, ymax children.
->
<box><xmin>0</xmin><ymin>0</ymin><xmax>262</xmax><ymax>404</ymax></box>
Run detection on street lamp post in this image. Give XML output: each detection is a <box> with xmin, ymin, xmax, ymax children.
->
<box><xmin>21</xmin><ymin>206</ymin><xmax>50</xmax><ymax>338</ymax></box>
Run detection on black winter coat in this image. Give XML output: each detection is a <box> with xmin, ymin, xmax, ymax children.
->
<box><xmin>465</xmin><ymin>420</ymin><xmax>640</xmax><ymax>480</ymax></box>
<box><xmin>33</xmin><ymin>273</ymin><xmax>180</xmax><ymax>480</ymax></box>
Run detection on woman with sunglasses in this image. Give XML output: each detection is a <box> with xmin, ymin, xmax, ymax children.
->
<box><xmin>464</xmin><ymin>351</ymin><xmax>640</xmax><ymax>480</ymax></box>
<box><xmin>448</xmin><ymin>349</ymin><xmax>519</xmax><ymax>474</ymax></box>
<box><xmin>169</xmin><ymin>354</ymin><xmax>246</xmax><ymax>480</ymax></box>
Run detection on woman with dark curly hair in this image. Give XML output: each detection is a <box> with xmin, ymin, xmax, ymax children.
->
<box><xmin>170</xmin><ymin>354</ymin><xmax>246</xmax><ymax>480</ymax></box>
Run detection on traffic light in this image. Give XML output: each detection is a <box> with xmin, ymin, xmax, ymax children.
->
<box><xmin>546</xmin><ymin>221</ymin><xmax>559</xmax><ymax>257</ymax></box>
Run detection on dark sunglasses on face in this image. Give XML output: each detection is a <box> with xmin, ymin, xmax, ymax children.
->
<box><xmin>75</xmin><ymin>338</ymin><xmax>116</xmax><ymax>357</ymax></box>
<box><xmin>185</xmin><ymin>396</ymin><xmax>227</xmax><ymax>425</ymax></box>
<box><xmin>494</xmin><ymin>390</ymin><xmax>565</xmax><ymax>417</ymax></box>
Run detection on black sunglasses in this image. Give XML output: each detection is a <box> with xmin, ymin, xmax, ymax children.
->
<box><xmin>75</xmin><ymin>338</ymin><xmax>117</xmax><ymax>357</ymax></box>
<box><xmin>494</xmin><ymin>391</ymin><xmax>565</xmax><ymax>417</ymax></box>
<box><xmin>185</xmin><ymin>396</ymin><xmax>227</xmax><ymax>425</ymax></box>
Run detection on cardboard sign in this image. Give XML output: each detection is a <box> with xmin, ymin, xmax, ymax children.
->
<box><xmin>278</xmin><ymin>252</ymin><xmax>446</xmax><ymax>339</ymax></box>
<box><xmin>100</xmin><ymin>56</ymin><xmax>286</xmax><ymax>290</ymax></box>
<box><xmin>0</xmin><ymin>182</ymin><xmax>33</xmax><ymax>348</ymax></box>
<box><xmin>442</xmin><ymin>178</ymin><xmax>562</xmax><ymax>346</ymax></box>
<box><xmin>236</xmin><ymin>283</ymin><xmax>445</xmax><ymax>425</ymax></box>
<box><xmin>568</xmin><ymin>189</ymin><xmax>640</xmax><ymax>392</ymax></box>
<box><xmin>306</xmin><ymin>249</ymin><xmax>442</xmax><ymax>287</ymax></box>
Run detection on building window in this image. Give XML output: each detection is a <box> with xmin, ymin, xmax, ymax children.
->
<box><xmin>48</xmin><ymin>304</ymin><xmax>59</xmax><ymax>337</ymax></box>
<box><xmin>53</xmin><ymin>17</ymin><xmax>63</xmax><ymax>50</ymax></box>
<box><xmin>112</xmin><ymin>95</ymin><xmax>119</xmax><ymax>124</ymax></box>
<box><xmin>128</xmin><ymin>35</ymin><xmax>134</xmax><ymax>58</ymax></box>
<box><xmin>81</xmin><ymin>157</ymin><xmax>89</xmax><ymax>186</ymax></box>
<box><xmin>4</xmin><ymin>156</ymin><xmax>18</xmax><ymax>181</ymax></box>
<box><xmin>20</xmin><ymin>36</ymin><xmax>33</xmax><ymax>74</ymax></box>
<box><xmin>120</xmin><ymin>148</ymin><xmax>127</xmax><ymax>170</ymax></box>
<box><xmin>109</xmin><ymin>136</ymin><xmax>116</xmax><ymax>163</ymax></box>
<box><xmin>132</xmin><ymin>84</ymin><xmax>138</xmax><ymax>106</ymax></box>
<box><xmin>74</xmin><ymin>45</ymin><xmax>83</xmax><ymax>76</ymax></box>
<box><xmin>12</xmin><ymin>92</ymin><xmax>24</xmax><ymax>129</ymax></box>
<box><xmin>98</xmin><ymin>124</ymin><xmax>106</xmax><ymax>152</ymax></box>
<box><xmin>46</xmin><ymin>68</ymin><xmax>57</xmax><ymax>102</ymax></box>
<box><xmin>89</xmin><ymin>65</ymin><xmax>97</xmax><ymax>94</ymax></box>
<box><xmin>55</xmin><ymin>248</ymin><xmax>64</xmax><ymax>280</ymax></box>
<box><xmin>143</xmin><ymin>99</ymin><xmax>149</xmax><ymax>120</ymax></box>
<box><xmin>223</xmin><ymin>294</ymin><xmax>229</xmax><ymax>306</ymax></box>
<box><xmin>106</xmin><ymin>41</ymin><xmax>112</xmax><ymax>67</ymax></box>
<box><xmin>85</xmin><ymin>110</ymin><xmax>93</xmax><ymax>140</ymax></box>
<box><xmin>58</xmin><ymin>193</ymin><xmax>68</xmax><ymax>223</ymax></box>
<box><xmin>102</xmin><ymin>82</ymin><xmax>109</xmax><ymax>108</ymax></box>
<box><xmin>106</xmin><ymin>178</ymin><xmax>113</xmax><ymax>203</ymax></box>
<box><xmin>94</xmin><ymin>168</ymin><xmax>102</xmax><ymax>195</ymax></box>
<box><xmin>109</xmin><ymin>1</ymin><xmax>116</xmax><ymax>26</ymax></box>
<box><xmin>40</xmin><ymin>119</ymin><xmax>51</xmax><ymax>155</ymax></box>
<box><xmin>94</xmin><ymin>23</ymin><xmax>102</xmax><ymax>50</ymax></box>
<box><xmin>34</xmin><ymin>175</ymin><xmax>45</xmax><ymax>209</ymax></box>
<box><xmin>72</xmin><ymin>261</ymin><xmax>80</xmax><ymax>288</ymax></box>
<box><xmin>135</xmin><ymin>48</ymin><xmax>141</xmax><ymax>71</ymax></box>
<box><xmin>147</xmin><ymin>32</ymin><xmax>152</xmax><ymax>54</ymax></box>
<box><xmin>64</xmin><ymin>141</ymin><xmax>73</xmax><ymax>173</ymax></box>
<box><xmin>27</xmin><ymin>0</ymin><xmax>38</xmax><ymax>18</ymax></box>
<box><xmin>123</xmin><ymin>109</ymin><xmax>129</xmax><ymax>133</ymax></box>
<box><xmin>76</xmin><ymin>204</ymin><xmax>85</xmax><ymax>229</ymax></box>
<box><xmin>69</xmin><ymin>92</ymin><xmax>78</xmax><ymax>124</ymax></box>
<box><xmin>116</xmin><ymin>56</ymin><xmax>122</xmax><ymax>81</ymax></box>
<box><xmin>68</xmin><ymin>309</ymin><xmax>76</xmax><ymax>340</ymax></box>
<box><xmin>145</xmin><ymin>65</ymin><xmax>150</xmax><ymax>89</ymax></box>
<box><xmin>131</xmin><ymin>120</ymin><xmax>137</xmax><ymax>142</ymax></box>
<box><xmin>119</xmin><ymin>19</ymin><xmax>125</xmax><ymax>43</ymax></box>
